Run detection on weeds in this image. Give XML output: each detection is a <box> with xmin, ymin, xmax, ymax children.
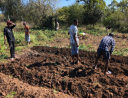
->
<box><xmin>79</xmin><ymin>24</ymin><xmax>108</xmax><ymax>36</ymax></box>
<box><xmin>53</xmin><ymin>89</ymin><xmax>58</xmax><ymax>94</ymax></box>
<box><xmin>0</xmin><ymin>22</ymin><xmax>128</xmax><ymax>61</ymax></box>
<box><xmin>113</xmin><ymin>48</ymin><xmax>128</xmax><ymax>56</ymax></box>
<box><xmin>79</xmin><ymin>44</ymin><xmax>94</xmax><ymax>51</ymax></box>
<box><xmin>5</xmin><ymin>91</ymin><xmax>16</xmax><ymax>98</ymax></box>
<box><xmin>9</xmin><ymin>75</ymin><xmax>13</xmax><ymax>79</ymax></box>
<box><xmin>0</xmin><ymin>23</ymin><xmax>66</xmax><ymax>61</ymax></box>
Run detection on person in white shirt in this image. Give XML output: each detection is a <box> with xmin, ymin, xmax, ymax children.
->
<box><xmin>69</xmin><ymin>19</ymin><xmax>79</xmax><ymax>64</ymax></box>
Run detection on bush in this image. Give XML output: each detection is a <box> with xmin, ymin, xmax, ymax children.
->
<box><xmin>103</xmin><ymin>11</ymin><xmax>128</xmax><ymax>33</ymax></box>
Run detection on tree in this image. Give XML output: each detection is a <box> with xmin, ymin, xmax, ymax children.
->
<box><xmin>57</xmin><ymin>6</ymin><xmax>70</xmax><ymax>24</ymax></box>
<box><xmin>23</xmin><ymin>0</ymin><xmax>58</xmax><ymax>28</ymax></box>
<box><xmin>108</xmin><ymin>0</ymin><xmax>118</xmax><ymax>12</ymax></box>
<box><xmin>0</xmin><ymin>0</ymin><xmax>58</xmax><ymax>28</ymax></box>
<box><xmin>103</xmin><ymin>0</ymin><xmax>128</xmax><ymax>33</ymax></box>
<box><xmin>57</xmin><ymin>4</ymin><xmax>85</xmax><ymax>25</ymax></box>
<box><xmin>0</xmin><ymin>0</ymin><xmax>23</xmax><ymax>21</ymax></box>
<box><xmin>68</xmin><ymin>4</ymin><xmax>85</xmax><ymax>24</ymax></box>
<box><xmin>77</xmin><ymin>0</ymin><xmax>106</xmax><ymax>25</ymax></box>
<box><xmin>117</xmin><ymin>0</ymin><xmax>128</xmax><ymax>13</ymax></box>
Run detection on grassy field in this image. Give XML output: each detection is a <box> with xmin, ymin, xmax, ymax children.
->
<box><xmin>0</xmin><ymin>22</ymin><xmax>128</xmax><ymax>62</ymax></box>
<box><xmin>0</xmin><ymin>22</ymin><xmax>68</xmax><ymax>62</ymax></box>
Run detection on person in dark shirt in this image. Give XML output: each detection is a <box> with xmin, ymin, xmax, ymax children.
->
<box><xmin>93</xmin><ymin>33</ymin><xmax>115</xmax><ymax>75</ymax></box>
<box><xmin>4</xmin><ymin>20</ymin><xmax>16</xmax><ymax>61</ymax></box>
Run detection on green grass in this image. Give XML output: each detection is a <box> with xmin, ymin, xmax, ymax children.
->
<box><xmin>79</xmin><ymin>44</ymin><xmax>95</xmax><ymax>51</ymax></box>
<box><xmin>113</xmin><ymin>48</ymin><xmax>128</xmax><ymax>56</ymax></box>
<box><xmin>79</xmin><ymin>44</ymin><xmax>128</xmax><ymax>56</ymax></box>
<box><xmin>5</xmin><ymin>91</ymin><xmax>16</xmax><ymax>98</ymax></box>
<box><xmin>78</xmin><ymin>24</ymin><xmax>110</xmax><ymax>36</ymax></box>
<box><xmin>0</xmin><ymin>22</ymin><xmax>127</xmax><ymax>61</ymax></box>
<box><xmin>0</xmin><ymin>23</ymin><xmax>68</xmax><ymax>61</ymax></box>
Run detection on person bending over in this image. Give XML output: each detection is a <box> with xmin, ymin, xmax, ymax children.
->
<box><xmin>94</xmin><ymin>33</ymin><xmax>115</xmax><ymax>75</ymax></box>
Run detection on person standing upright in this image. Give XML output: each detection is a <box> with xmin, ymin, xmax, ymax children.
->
<box><xmin>69</xmin><ymin>19</ymin><xmax>79</xmax><ymax>64</ymax></box>
<box><xmin>4</xmin><ymin>20</ymin><xmax>16</xmax><ymax>61</ymax></box>
<box><xmin>94</xmin><ymin>33</ymin><xmax>115</xmax><ymax>74</ymax></box>
<box><xmin>23</xmin><ymin>22</ymin><xmax>30</xmax><ymax>45</ymax></box>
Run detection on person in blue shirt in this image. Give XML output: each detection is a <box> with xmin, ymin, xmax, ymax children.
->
<box><xmin>94</xmin><ymin>33</ymin><xmax>115</xmax><ymax>75</ymax></box>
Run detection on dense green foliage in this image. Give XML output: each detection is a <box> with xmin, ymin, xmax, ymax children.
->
<box><xmin>78</xmin><ymin>0</ymin><xmax>106</xmax><ymax>25</ymax></box>
<box><xmin>0</xmin><ymin>0</ymin><xmax>57</xmax><ymax>28</ymax></box>
<box><xmin>103</xmin><ymin>0</ymin><xmax>128</xmax><ymax>33</ymax></box>
<box><xmin>0</xmin><ymin>0</ymin><xmax>128</xmax><ymax>33</ymax></box>
<box><xmin>57</xmin><ymin>4</ymin><xmax>85</xmax><ymax>25</ymax></box>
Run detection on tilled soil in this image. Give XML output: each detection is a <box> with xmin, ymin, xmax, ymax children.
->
<box><xmin>0</xmin><ymin>46</ymin><xmax>128</xmax><ymax>98</ymax></box>
<box><xmin>0</xmin><ymin>73</ymin><xmax>75</xmax><ymax>98</ymax></box>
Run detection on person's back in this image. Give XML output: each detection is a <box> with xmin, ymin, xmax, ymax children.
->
<box><xmin>94</xmin><ymin>33</ymin><xmax>115</xmax><ymax>74</ymax></box>
<box><xmin>99</xmin><ymin>35</ymin><xmax>115</xmax><ymax>52</ymax></box>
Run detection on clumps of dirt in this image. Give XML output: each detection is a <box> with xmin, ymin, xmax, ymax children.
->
<box><xmin>0</xmin><ymin>46</ymin><xmax>128</xmax><ymax>98</ymax></box>
<box><xmin>0</xmin><ymin>73</ymin><xmax>74</xmax><ymax>98</ymax></box>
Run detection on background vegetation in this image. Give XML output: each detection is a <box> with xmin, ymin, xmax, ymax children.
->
<box><xmin>0</xmin><ymin>0</ymin><xmax>128</xmax><ymax>32</ymax></box>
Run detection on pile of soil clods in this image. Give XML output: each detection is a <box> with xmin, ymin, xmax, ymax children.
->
<box><xmin>0</xmin><ymin>46</ymin><xmax>127</xmax><ymax>98</ymax></box>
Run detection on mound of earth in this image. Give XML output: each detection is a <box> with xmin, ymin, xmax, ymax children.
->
<box><xmin>0</xmin><ymin>73</ymin><xmax>75</xmax><ymax>98</ymax></box>
<box><xmin>0</xmin><ymin>46</ymin><xmax>128</xmax><ymax>98</ymax></box>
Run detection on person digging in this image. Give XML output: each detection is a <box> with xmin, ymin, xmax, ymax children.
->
<box><xmin>93</xmin><ymin>33</ymin><xmax>115</xmax><ymax>75</ymax></box>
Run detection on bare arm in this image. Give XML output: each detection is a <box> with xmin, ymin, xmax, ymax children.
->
<box><xmin>10</xmin><ymin>22</ymin><xmax>16</xmax><ymax>29</ymax></box>
<box><xmin>4</xmin><ymin>29</ymin><xmax>6</xmax><ymax>45</ymax></box>
<box><xmin>4</xmin><ymin>35</ymin><xmax>6</xmax><ymax>45</ymax></box>
<box><xmin>110</xmin><ymin>39</ymin><xmax>115</xmax><ymax>55</ymax></box>
<box><xmin>73</xmin><ymin>27</ymin><xmax>79</xmax><ymax>47</ymax></box>
<box><xmin>73</xmin><ymin>34</ymin><xmax>78</xmax><ymax>47</ymax></box>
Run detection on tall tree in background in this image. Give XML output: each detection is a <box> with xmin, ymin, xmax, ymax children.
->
<box><xmin>23</xmin><ymin>0</ymin><xmax>58</xmax><ymax>28</ymax></box>
<box><xmin>117</xmin><ymin>0</ymin><xmax>128</xmax><ymax>13</ymax></box>
<box><xmin>108</xmin><ymin>0</ymin><xmax>118</xmax><ymax>12</ymax></box>
<box><xmin>77</xmin><ymin>0</ymin><xmax>106</xmax><ymax>25</ymax></box>
<box><xmin>68</xmin><ymin>3</ymin><xmax>85</xmax><ymax>24</ymax></box>
<box><xmin>103</xmin><ymin>0</ymin><xmax>128</xmax><ymax>33</ymax></box>
<box><xmin>57</xmin><ymin>6</ymin><xmax>70</xmax><ymax>24</ymax></box>
<box><xmin>0</xmin><ymin>0</ymin><xmax>58</xmax><ymax>28</ymax></box>
<box><xmin>57</xmin><ymin>4</ymin><xmax>85</xmax><ymax>25</ymax></box>
<box><xmin>0</xmin><ymin>0</ymin><xmax>23</xmax><ymax>21</ymax></box>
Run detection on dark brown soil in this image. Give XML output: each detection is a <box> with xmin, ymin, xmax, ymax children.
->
<box><xmin>0</xmin><ymin>46</ymin><xmax>128</xmax><ymax>98</ymax></box>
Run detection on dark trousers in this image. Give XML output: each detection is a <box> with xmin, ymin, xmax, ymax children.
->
<box><xmin>8</xmin><ymin>41</ymin><xmax>15</xmax><ymax>58</ymax></box>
